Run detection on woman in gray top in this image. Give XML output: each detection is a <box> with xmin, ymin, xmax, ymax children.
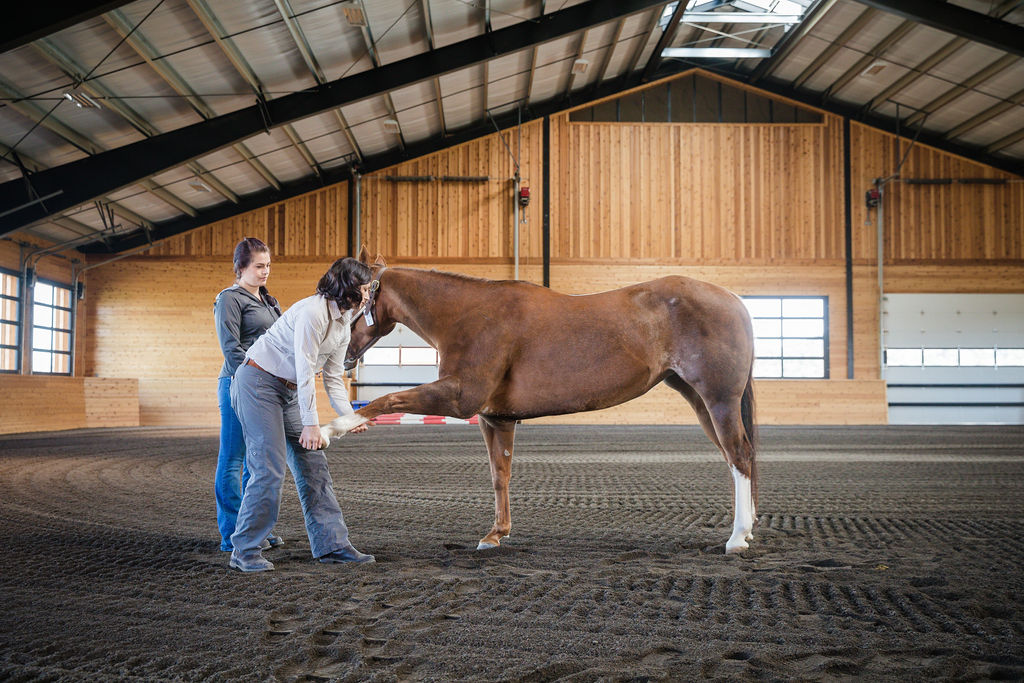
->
<box><xmin>213</xmin><ymin>237</ymin><xmax>284</xmax><ymax>552</ymax></box>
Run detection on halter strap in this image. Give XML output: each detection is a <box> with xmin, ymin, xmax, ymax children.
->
<box><xmin>345</xmin><ymin>267</ymin><xmax>386</xmax><ymax>370</ymax></box>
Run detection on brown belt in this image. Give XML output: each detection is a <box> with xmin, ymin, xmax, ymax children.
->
<box><xmin>245</xmin><ymin>358</ymin><xmax>297</xmax><ymax>390</ymax></box>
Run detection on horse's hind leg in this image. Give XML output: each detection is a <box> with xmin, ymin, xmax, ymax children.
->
<box><xmin>705</xmin><ymin>398</ymin><xmax>756</xmax><ymax>554</ymax></box>
<box><xmin>664</xmin><ymin>375</ymin><xmax>724</xmax><ymax>453</ymax></box>
<box><xmin>665</xmin><ymin>376</ymin><xmax>755</xmax><ymax>552</ymax></box>
<box><xmin>477</xmin><ymin>416</ymin><xmax>516</xmax><ymax>550</ymax></box>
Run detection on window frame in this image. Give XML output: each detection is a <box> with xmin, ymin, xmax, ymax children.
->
<box><xmin>0</xmin><ymin>266</ymin><xmax>21</xmax><ymax>374</ymax></box>
<box><xmin>742</xmin><ymin>295</ymin><xmax>830</xmax><ymax>380</ymax></box>
<box><xmin>30</xmin><ymin>276</ymin><xmax>74</xmax><ymax>376</ymax></box>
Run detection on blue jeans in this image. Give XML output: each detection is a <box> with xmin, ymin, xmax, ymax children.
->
<box><xmin>215</xmin><ymin>376</ymin><xmax>249</xmax><ymax>551</ymax></box>
<box><xmin>230</xmin><ymin>362</ymin><xmax>351</xmax><ymax>559</ymax></box>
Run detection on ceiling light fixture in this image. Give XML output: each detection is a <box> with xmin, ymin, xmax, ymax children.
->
<box><xmin>861</xmin><ymin>61</ymin><xmax>888</xmax><ymax>77</ymax></box>
<box><xmin>189</xmin><ymin>177</ymin><xmax>212</xmax><ymax>192</ymax></box>
<box><xmin>63</xmin><ymin>90</ymin><xmax>101</xmax><ymax>109</ymax></box>
<box><xmin>341</xmin><ymin>2</ymin><xmax>367</xmax><ymax>26</ymax></box>
<box><xmin>571</xmin><ymin>58</ymin><xmax>590</xmax><ymax>74</ymax></box>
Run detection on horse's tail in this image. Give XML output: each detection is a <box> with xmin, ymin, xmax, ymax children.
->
<box><xmin>740</xmin><ymin>367</ymin><xmax>758</xmax><ymax>508</ymax></box>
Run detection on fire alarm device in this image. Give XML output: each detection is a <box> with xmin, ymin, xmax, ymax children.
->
<box><xmin>865</xmin><ymin>188</ymin><xmax>880</xmax><ymax>208</ymax></box>
<box><xmin>519</xmin><ymin>186</ymin><xmax>530</xmax><ymax>207</ymax></box>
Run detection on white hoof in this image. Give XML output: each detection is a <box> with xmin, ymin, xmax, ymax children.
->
<box><xmin>725</xmin><ymin>535</ymin><xmax>749</xmax><ymax>554</ymax></box>
<box><xmin>745</xmin><ymin>531</ymin><xmax>754</xmax><ymax>542</ymax></box>
<box><xmin>320</xmin><ymin>414</ymin><xmax>369</xmax><ymax>447</ymax></box>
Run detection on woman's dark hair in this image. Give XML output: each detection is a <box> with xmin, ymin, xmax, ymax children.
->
<box><xmin>317</xmin><ymin>257</ymin><xmax>372</xmax><ymax>310</ymax></box>
<box><xmin>232</xmin><ymin>237</ymin><xmax>280</xmax><ymax>312</ymax></box>
<box><xmin>233</xmin><ymin>237</ymin><xmax>270</xmax><ymax>277</ymax></box>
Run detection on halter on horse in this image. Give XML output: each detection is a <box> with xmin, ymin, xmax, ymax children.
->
<box><xmin>323</xmin><ymin>248</ymin><xmax>758</xmax><ymax>554</ymax></box>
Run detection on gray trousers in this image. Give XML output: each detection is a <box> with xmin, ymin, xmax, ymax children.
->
<box><xmin>230</xmin><ymin>362</ymin><xmax>350</xmax><ymax>558</ymax></box>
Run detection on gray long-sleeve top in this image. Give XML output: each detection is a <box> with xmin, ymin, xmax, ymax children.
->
<box><xmin>214</xmin><ymin>285</ymin><xmax>282</xmax><ymax>378</ymax></box>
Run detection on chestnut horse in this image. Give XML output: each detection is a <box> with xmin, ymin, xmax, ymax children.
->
<box><xmin>323</xmin><ymin>250</ymin><xmax>758</xmax><ymax>554</ymax></box>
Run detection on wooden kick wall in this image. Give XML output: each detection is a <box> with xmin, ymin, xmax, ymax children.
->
<box><xmin>5</xmin><ymin>69</ymin><xmax>1021</xmax><ymax>433</ymax></box>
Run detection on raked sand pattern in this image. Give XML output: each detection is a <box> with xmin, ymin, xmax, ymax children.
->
<box><xmin>1</xmin><ymin>424</ymin><xmax>1022</xmax><ymax>681</ymax></box>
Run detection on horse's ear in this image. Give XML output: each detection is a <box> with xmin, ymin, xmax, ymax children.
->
<box><xmin>357</xmin><ymin>245</ymin><xmax>371</xmax><ymax>265</ymax></box>
<box><xmin>374</xmin><ymin>253</ymin><xmax>387</xmax><ymax>267</ymax></box>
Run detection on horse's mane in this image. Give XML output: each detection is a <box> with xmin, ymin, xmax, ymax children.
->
<box><xmin>392</xmin><ymin>266</ymin><xmax>521</xmax><ymax>287</ymax></box>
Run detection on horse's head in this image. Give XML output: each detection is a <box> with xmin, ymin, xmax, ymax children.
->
<box><xmin>344</xmin><ymin>248</ymin><xmax>397</xmax><ymax>371</ymax></box>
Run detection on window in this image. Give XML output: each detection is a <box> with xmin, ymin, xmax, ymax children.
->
<box><xmin>362</xmin><ymin>346</ymin><xmax>438</xmax><ymax>366</ymax></box>
<box><xmin>886</xmin><ymin>347</ymin><xmax>1024</xmax><ymax>368</ymax></box>
<box><xmin>0</xmin><ymin>268</ymin><xmax>20</xmax><ymax>373</ymax></box>
<box><xmin>743</xmin><ymin>296</ymin><xmax>828</xmax><ymax>379</ymax></box>
<box><xmin>32</xmin><ymin>280</ymin><xmax>73</xmax><ymax>375</ymax></box>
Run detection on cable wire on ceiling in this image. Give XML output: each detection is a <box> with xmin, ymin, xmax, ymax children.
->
<box><xmin>0</xmin><ymin>0</ymin><xmax>166</xmax><ymax>166</ymax></box>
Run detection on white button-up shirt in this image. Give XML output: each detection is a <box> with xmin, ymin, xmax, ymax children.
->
<box><xmin>245</xmin><ymin>293</ymin><xmax>355</xmax><ymax>426</ymax></box>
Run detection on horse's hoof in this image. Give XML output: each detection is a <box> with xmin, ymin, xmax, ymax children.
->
<box><xmin>725</xmin><ymin>536</ymin><xmax>749</xmax><ymax>554</ymax></box>
<box><xmin>476</xmin><ymin>534</ymin><xmax>509</xmax><ymax>551</ymax></box>
<box><xmin>321</xmin><ymin>414</ymin><xmax>369</xmax><ymax>446</ymax></box>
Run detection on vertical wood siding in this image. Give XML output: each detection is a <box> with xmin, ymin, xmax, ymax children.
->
<box><xmin>850</xmin><ymin>122</ymin><xmax>1024</xmax><ymax>263</ymax></box>
<box><xmin>145</xmin><ymin>184</ymin><xmax>350</xmax><ymax>259</ymax></box>
<box><xmin>359</xmin><ymin>119</ymin><xmax>544</xmax><ymax>263</ymax></box>
<box><xmin>549</xmin><ymin>114</ymin><xmax>845</xmax><ymax>262</ymax></box>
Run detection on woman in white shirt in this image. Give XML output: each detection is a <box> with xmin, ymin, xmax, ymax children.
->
<box><xmin>228</xmin><ymin>256</ymin><xmax>374</xmax><ymax>572</ymax></box>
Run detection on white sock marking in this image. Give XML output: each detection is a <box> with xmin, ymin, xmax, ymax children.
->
<box><xmin>727</xmin><ymin>464</ymin><xmax>753</xmax><ymax>553</ymax></box>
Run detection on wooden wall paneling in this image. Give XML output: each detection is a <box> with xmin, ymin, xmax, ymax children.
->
<box><xmin>850</xmin><ymin>122</ymin><xmax>1023</xmax><ymax>263</ymax></box>
<box><xmin>0</xmin><ymin>236</ymin><xmax>76</xmax><ymax>284</ymax></box>
<box><xmin>884</xmin><ymin>264</ymin><xmax>1024</xmax><ymax>293</ymax></box>
<box><xmin>0</xmin><ymin>376</ymin><xmax>86</xmax><ymax>434</ymax></box>
<box><xmin>144</xmin><ymin>184</ymin><xmax>348</xmax><ymax>259</ymax></box>
<box><xmin>550</xmin><ymin>116</ymin><xmax>845</xmax><ymax>264</ymax></box>
<box><xmin>84</xmin><ymin>377</ymin><xmax>139</xmax><ymax>428</ymax></box>
<box><xmin>357</xmin><ymin>119</ymin><xmax>543</xmax><ymax>266</ymax></box>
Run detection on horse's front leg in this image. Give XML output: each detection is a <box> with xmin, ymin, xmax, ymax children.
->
<box><xmin>321</xmin><ymin>376</ymin><xmax>475</xmax><ymax>443</ymax></box>
<box><xmin>477</xmin><ymin>416</ymin><xmax>516</xmax><ymax>550</ymax></box>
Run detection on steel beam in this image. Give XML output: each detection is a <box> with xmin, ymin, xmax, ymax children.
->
<box><xmin>854</xmin><ymin>0</ymin><xmax>1024</xmax><ymax>59</ymax></box>
<box><xmin>0</xmin><ymin>1</ymin><xmax>133</xmax><ymax>54</ymax></box>
<box><xmin>0</xmin><ymin>78</ymin><xmax>196</xmax><ymax>218</ymax></box>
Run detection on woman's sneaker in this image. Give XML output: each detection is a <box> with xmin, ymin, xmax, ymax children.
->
<box><xmin>229</xmin><ymin>550</ymin><xmax>274</xmax><ymax>572</ymax></box>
